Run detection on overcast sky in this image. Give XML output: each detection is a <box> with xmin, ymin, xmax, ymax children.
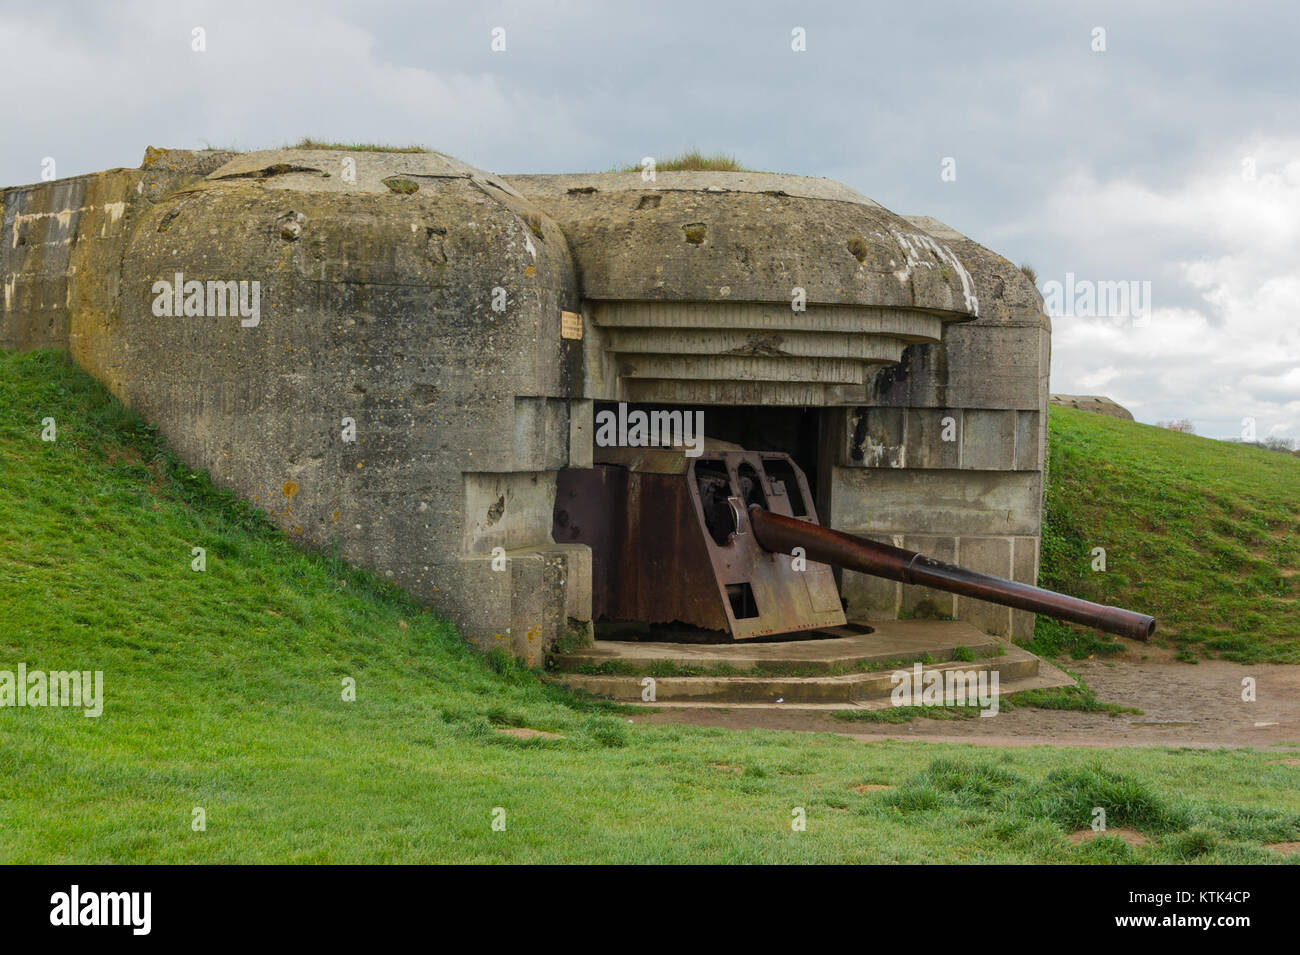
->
<box><xmin>2</xmin><ymin>0</ymin><xmax>1296</xmax><ymax>440</ymax></box>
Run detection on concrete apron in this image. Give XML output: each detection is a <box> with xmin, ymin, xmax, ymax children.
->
<box><xmin>548</xmin><ymin>619</ymin><xmax>1075</xmax><ymax>709</ymax></box>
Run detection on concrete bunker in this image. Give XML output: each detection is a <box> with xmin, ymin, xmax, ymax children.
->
<box><xmin>2</xmin><ymin>147</ymin><xmax>1070</xmax><ymax>664</ymax></box>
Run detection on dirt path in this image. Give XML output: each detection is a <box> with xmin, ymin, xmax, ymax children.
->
<box><xmin>632</xmin><ymin>660</ymin><xmax>1300</xmax><ymax>749</ymax></box>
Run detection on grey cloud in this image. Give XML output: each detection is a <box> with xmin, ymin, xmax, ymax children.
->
<box><xmin>1</xmin><ymin>0</ymin><xmax>1296</xmax><ymax>437</ymax></box>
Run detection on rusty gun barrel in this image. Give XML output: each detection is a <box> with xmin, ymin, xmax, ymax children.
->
<box><xmin>747</xmin><ymin>506</ymin><xmax>1155</xmax><ymax>641</ymax></box>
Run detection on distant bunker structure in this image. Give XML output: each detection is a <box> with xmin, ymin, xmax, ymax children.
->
<box><xmin>2</xmin><ymin>147</ymin><xmax>1053</xmax><ymax>664</ymax></box>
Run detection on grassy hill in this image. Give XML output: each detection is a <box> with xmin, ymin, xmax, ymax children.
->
<box><xmin>1033</xmin><ymin>407</ymin><xmax>1300</xmax><ymax>663</ymax></box>
<box><xmin>1</xmin><ymin>349</ymin><xmax>1298</xmax><ymax>863</ymax></box>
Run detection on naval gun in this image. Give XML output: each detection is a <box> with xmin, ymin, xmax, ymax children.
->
<box><xmin>552</xmin><ymin>448</ymin><xmax>1154</xmax><ymax>642</ymax></box>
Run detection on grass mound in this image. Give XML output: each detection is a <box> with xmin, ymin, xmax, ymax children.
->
<box><xmin>1031</xmin><ymin>407</ymin><xmax>1300</xmax><ymax>662</ymax></box>
<box><xmin>1</xmin><ymin>349</ymin><xmax>1297</xmax><ymax>863</ymax></box>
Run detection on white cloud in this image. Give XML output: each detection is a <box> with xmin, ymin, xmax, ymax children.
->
<box><xmin>1</xmin><ymin>1</ymin><xmax>1296</xmax><ymax>444</ymax></box>
<box><xmin>0</xmin><ymin>0</ymin><xmax>596</xmax><ymax>181</ymax></box>
<box><xmin>1044</xmin><ymin>140</ymin><xmax>1300</xmax><ymax>439</ymax></box>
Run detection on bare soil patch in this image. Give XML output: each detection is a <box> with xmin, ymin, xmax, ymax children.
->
<box><xmin>495</xmin><ymin>728</ymin><xmax>563</xmax><ymax>740</ymax></box>
<box><xmin>1068</xmin><ymin>828</ymin><xmax>1150</xmax><ymax>847</ymax></box>
<box><xmin>632</xmin><ymin>661</ymin><xmax>1300</xmax><ymax>749</ymax></box>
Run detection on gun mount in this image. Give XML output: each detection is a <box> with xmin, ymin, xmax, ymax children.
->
<box><xmin>553</xmin><ymin>448</ymin><xmax>1154</xmax><ymax>642</ymax></box>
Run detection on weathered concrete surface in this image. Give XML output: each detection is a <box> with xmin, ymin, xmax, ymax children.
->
<box><xmin>553</xmin><ymin>620</ymin><xmax>1003</xmax><ymax>673</ymax></box>
<box><xmin>141</xmin><ymin>146</ymin><xmax>240</xmax><ymax>176</ymax></box>
<box><xmin>583</xmin><ymin>300</ymin><xmax>958</xmax><ymax>405</ymax></box>
<box><xmin>507</xmin><ymin>172</ymin><xmax>980</xmax><ymax>406</ymax></box>
<box><xmin>1</xmin><ymin>168</ymin><xmax>181</xmax><ymax>353</ymax></box>
<box><xmin>498</xmin><ymin>179</ymin><xmax>1049</xmax><ymax>639</ymax></box>
<box><xmin>822</xmin><ymin>215</ymin><xmax>1051</xmax><ymax>639</ymax></box>
<box><xmin>548</xmin><ymin>620</ymin><xmax>1071</xmax><ymax>705</ymax></box>
<box><xmin>3</xmin><ymin>148</ymin><xmax>588</xmax><ymax>664</ymax></box>
<box><xmin>2</xmin><ymin>149</ymin><xmax>1053</xmax><ymax>654</ymax></box>
<box><xmin>552</xmin><ymin>652</ymin><xmax>1044</xmax><ymax>704</ymax></box>
<box><xmin>1050</xmin><ymin>393</ymin><xmax>1135</xmax><ymax>420</ymax></box>
<box><xmin>507</xmin><ymin>172</ymin><xmax>981</xmax><ymax>312</ymax></box>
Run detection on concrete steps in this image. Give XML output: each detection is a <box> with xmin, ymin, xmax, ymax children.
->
<box><xmin>547</xmin><ymin>619</ymin><xmax>1075</xmax><ymax>709</ymax></box>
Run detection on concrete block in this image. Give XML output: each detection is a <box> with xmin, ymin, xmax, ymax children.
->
<box><xmin>569</xmin><ymin>398</ymin><xmax>593</xmax><ymax>468</ymax></box>
<box><xmin>512</xmin><ymin>397</ymin><xmax>570</xmax><ymax>472</ymax></box>
<box><xmin>830</xmin><ymin>466</ymin><xmax>1044</xmax><ymax>537</ymax></box>
<box><xmin>549</xmin><ymin>542</ymin><xmax>593</xmax><ymax>621</ymax></box>
<box><xmin>961</xmin><ymin>409</ymin><xmax>1017</xmax><ymax>470</ymax></box>
<box><xmin>907</xmin><ymin>409</ymin><xmax>963</xmax><ymax>468</ymax></box>
<box><xmin>461</xmin><ymin>471</ymin><xmax>559</xmax><ymax>555</ymax></box>
<box><xmin>1014</xmin><ymin>410</ymin><xmax>1042</xmax><ymax>472</ymax></box>
<box><xmin>845</xmin><ymin>406</ymin><xmax>906</xmax><ymax>467</ymax></box>
<box><xmin>955</xmin><ymin>537</ymin><xmax>1014</xmax><ymax>636</ymax></box>
<box><xmin>1012</xmin><ymin>535</ymin><xmax>1041</xmax><ymax>640</ymax></box>
<box><xmin>841</xmin><ymin>568</ymin><xmax>900</xmax><ymax>621</ymax></box>
<box><xmin>900</xmin><ymin>534</ymin><xmax>959</xmax><ymax>619</ymax></box>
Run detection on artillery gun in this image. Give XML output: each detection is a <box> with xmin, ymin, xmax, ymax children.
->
<box><xmin>553</xmin><ymin>448</ymin><xmax>1154</xmax><ymax>642</ymax></box>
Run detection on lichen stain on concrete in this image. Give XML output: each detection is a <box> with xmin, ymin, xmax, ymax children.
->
<box><xmin>523</xmin><ymin>211</ymin><xmax>544</xmax><ymax>241</ymax></box>
<box><xmin>683</xmin><ymin>222</ymin><xmax>707</xmax><ymax>244</ymax></box>
<box><xmin>12</xmin><ymin>208</ymin><xmax>84</xmax><ymax>248</ymax></box>
<box><xmin>277</xmin><ymin>211</ymin><xmax>304</xmax><ymax>241</ymax></box>
<box><xmin>382</xmin><ymin>177</ymin><xmax>419</xmax><ymax>195</ymax></box>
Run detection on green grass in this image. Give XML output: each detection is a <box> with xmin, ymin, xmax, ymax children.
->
<box><xmin>192</xmin><ymin>139</ymin><xmax>432</xmax><ymax>154</ymax></box>
<box><xmin>291</xmin><ymin>138</ymin><xmax>430</xmax><ymax>153</ymax></box>
<box><xmin>617</xmin><ymin>149</ymin><xmax>751</xmax><ymax>172</ymax></box>
<box><xmin>1031</xmin><ymin>407</ymin><xmax>1300</xmax><ymax>662</ymax></box>
<box><xmin>1</xmin><ymin>349</ymin><xmax>1298</xmax><ymax>863</ymax></box>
